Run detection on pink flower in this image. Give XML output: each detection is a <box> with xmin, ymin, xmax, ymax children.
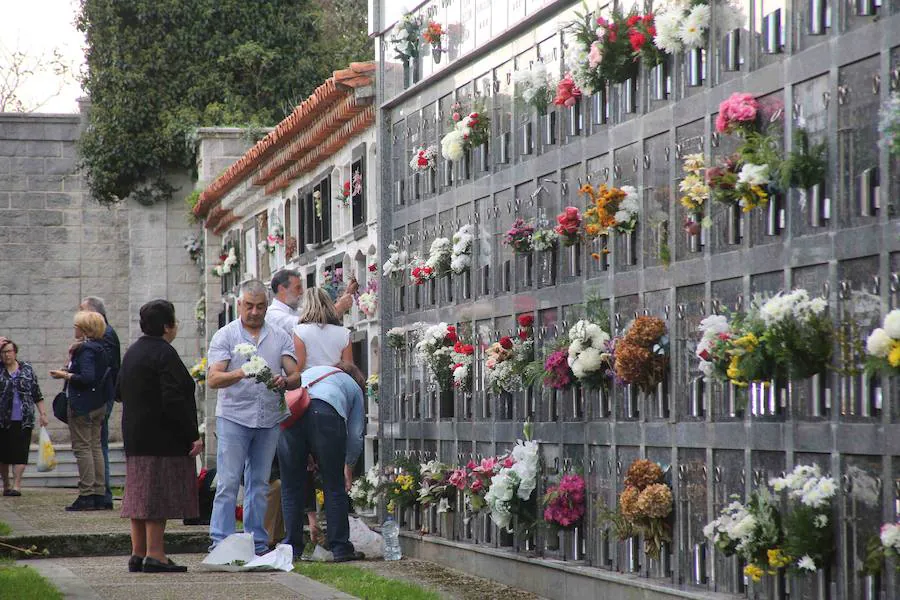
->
<box><xmin>716</xmin><ymin>92</ymin><xmax>759</xmax><ymax>134</ymax></box>
<box><xmin>588</xmin><ymin>41</ymin><xmax>602</xmax><ymax>68</ymax></box>
<box><xmin>503</xmin><ymin>456</ymin><xmax>515</xmax><ymax>468</ymax></box>
<box><xmin>449</xmin><ymin>468</ymin><xmax>468</xmax><ymax>490</ymax></box>
<box><xmin>470</xmin><ymin>479</ymin><xmax>483</xmax><ymax>492</ymax></box>
<box><xmin>466</xmin><ymin>460</ymin><xmax>477</xmax><ymax>470</ymax></box>
<box><xmin>452</xmin><ymin>112</ymin><xmax>461</xmax><ymax>122</ymax></box>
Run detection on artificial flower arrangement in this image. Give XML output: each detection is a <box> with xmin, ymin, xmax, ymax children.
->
<box><xmin>195</xmin><ymin>297</ymin><xmax>205</xmax><ymax>326</ymax></box>
<box><xmin>258</xmin><ymin>222</ymin><xmax>285</xmax><ymax>255</ymax></box>
<box><xmin>879</xmin><ymin>92</ymin><xmax>900</xmax><ymax>156</ymax></box>
<box><xmin>408</xmin><ymin>254</ymin><xmax>434</xmax><ymax>285</ymax></box>
<box><xmin>284</xmin><ymin>236</ymin><xmax>297</xmax><ymax>260</ymax></box>
<box><xmin>612</xmin><ymin>316</ymin><xmax>669</xmax><ymax>394</ymax></box>
<box><xmin>409</xmin><ymin>145</ymin><xmax>438</xmax><ymax>173</ymax></box>
<box><xmin>679</xmin><ymin>153</ymin><xmax>711</xmax><ymax>233</ymax></box>
<box><xmin>654</xmin><ymin>0</ymin><xmax>710</xmax><ymax>54</ymax></box>
<box><xmin>567</xmin><ymin>319</ymin><xmax>614</xmax><ymax>388</ymax></box>
<box><xmin>356</xmin><ymin>279</ymin><xmax>378</xmax><ymax>318</ymax></box>
<box><xmin>484</xmin><ymin>439</ymin><xmax>541</xmax><ymax>533</ymax></box>
<box><xmin>184</xmin><ymin>234</ymin><xmax>203</xmax><ymax>265</ymax></box>
<box><xmin>553</xmin><ymin>72</ymin><xmax>582</xmax><ymax>108</ymax></box>
<box><xmin>450</xmin><ymin>456</ymin><xmax>500</xmax><ymax>513</ymax></box>
<box><xmin>313</xmin><ymin>189</ymin><xmax>323</xmax><ymax>219</ymax></box>
<box><xmin>234</xmin><ymin>343</ymin><xmax>285</xmax><ymax>411</ymax></box>
<box><xmin>211</xmin><ymin>244</ymin><xmax>239</xmax><ymax>277</ymax></box>
<box><xmin>531</xmin><ymin>228</ymin><xmax>559</xmax><ymax>252</ymax></box>
<box><xmin>320</xmin><ymin>265</ymin><xmax>344</xmax><ymax>302</ymax></box>
<box><xmin>485</xmin><ymin>314</ymin><xmax>535</xmax><ymax>394</ymax></box>
<box><xmin>597</xmin><ymin>459</ymin><xmax>674</xmax><ymax>560</ymax></box>
<box><xmin>418</xmin><ymin>460</ymin><xmax>457</xmax><ymax>514</ymax></box>
<box><xmin>384</xmin><ymin>457</ymin><xmax>422</xmax><ymax>514</ymax></box>
<box><xmin>695</xmin><ymin>313</ymin><xmax>748</xmax><ymax>386</ymax></box>
<box><xmin>416</xmin><ymin>323</ymin><xmax>458</xmax><ymax>392</ymax></box>
<box><xmin>450</xmin><ymin>224</ymin><xmax>474</xmax><ymax>275</ymax></box>
<box><xmin>504</xmin><ymin>218</ymin><xmax>535</xmax><ymax>253</ymax></box>
<box><xmin>580</xmin><ymin>183</ymin><xmax>640</xmax><ymax>241</ymax></box>
<box><xmin>422</xmin><ymin>21</ymin><xmax>445</xmax><ymax>56</ymax></box>
<box><xmin>349</xmin><ymin>464</ymin><xmax>383</xmax><ymax>511</ymax></box>
<box><xmin>390</xmin><ymin>12</ymin><xmax>423</xmax><ymax>63</ymax></box>
<box><xmin>450</xmin><ymin>339</ymin><xmax>475</xmax><ymax>393</ymax></box>
<box><xmin>383</xmin><ymin>241</ymin><xmax>409</xmax><ymax>285</ymax></box>
<box><xmin>623</xmin><ymin>12</ymin><xmax>665</xmax><ymax>69</ymax></box>
<box><xmin>387</xmin><ymin>326</ymin><xmax>407</xmax><ymax>351</ymax></box>
<box><xmin>755</xmin><ymin>289</ymin><xmax>831</xmax><ymax>381</ymax></box>
<box><xmin>426</xmin><ymin>236</ymin><xmax>452</xmax><ymax>278</ymax></box>
<box><xmin>555</xmin><ymin>207</ymin><xmax>583</xmax><ymax>246</ymax></box>
<box><xmin>366</xmin><ymin>373</ymin><xmax>378</xmax><ymax>403</ymax></box>
<box><xmin>513</xmin><ymin>62</ymin><xmax>554</xmax><ymax>115</ymax></box>
<box><xmin>189</xmin><ymin>357</ymin><xmax>207</xmax><ymax>384</ymax></box>
<box><xmin>865</xmin><ymin>309</ymin><xmax>900</xmax><ymax>376</ymax></box>
<box><xmin>440</xmin><ymin>101</ymin><xmax>491</xmax><ymax>163</ymax></box>
<box><xmin>862</xmin><ymin>521</ymin><xmax>900</xmax><ymax>576</ymax></box>
<box><xmin>335</xmin><ymin>170</ymin><xmax>363</xmax><ymax>209</ymax></box>
<box><xmin>543</xmin><ymin>473</ymin><xmax>587</xmax><ymax>530</ymax></box>
<box><xmin>705</xmin><ymin>463</ymin><xmax>836</xmax><ymax>581</ymax></box>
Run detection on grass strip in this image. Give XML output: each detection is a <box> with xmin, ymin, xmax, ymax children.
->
<box><xmin>0</xmin><ymin>560</ymin><xmax>62</xmax><ymax>600</ymax></box>
<box><xmin>293</xmin><ymin>561</ymin><xmax>441</xmax><ymax>600</ymax></box>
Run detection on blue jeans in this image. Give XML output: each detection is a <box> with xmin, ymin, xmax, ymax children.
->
<box><xmin>210</xmin><ymin>417</ymin><xmax>280</xmax><ymax>554</ymax></box>
<box><xmin>101</xmin><ymin>398</ymin><xmax>113</xmax><ymax>504</ymax></box>
<box><xmin>278</xmin><ymin>399</ymin><xmax>354</xmax><ymax>558</ymax></box>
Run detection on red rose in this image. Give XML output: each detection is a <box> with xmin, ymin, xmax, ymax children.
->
<box><xmin>629</xmin><ymin>31</ymin><xmax>647</xmax><ymax>52</ymax></box>
<box><xmin>518</xmin><ymin>329</ymin><xmax>529</xmax><ymax>341</ymax></box>
<box><xmin>463</xmin><ymin>344</ymin><xmax>475</xmax><ymax>355</ymax></box>
<box><xmin>453</xmin><ymin>341</ymin><xmax>465</xmax><ymax>353</ymax></box>
<box><xmin>499</xmin><ymin>336</ymin><xmax>513</xmax><ymax>349</ymax></box>
<box><xmin>423</xmin><ymin>266</ymin><xmax>433</xmax><ymax>274</ymax></box>
<box><xmin>447</xmin><ymin>325</ymin><xmax>456</xmax><ymax>332</ymax></box>
<box><xmin>517</xmin><ymin>314</ymin><xmax>534</xmax><ymax>327</ymax></box>
<box><xmin>418</xmin><ymin>157</ymin><xmax>428</xmax><ymax>166</ymax></box>
<box><xmin>412</xmin><ymin>267</ymin><xmax>421</xmax><ymax>276</ymax></box>
<box><xmin>627</xmin><ymin>15</ymin><xmax>640</xmax><ymax>27</ymax></box>
<box><xmin>470</xmin><ymin>112</ymin><xmax>479</xmax><ymax>119</ymax></box>
<box><xmin>447</xmin><ymin>331</ymin><xmax>458</xmax><ymax>343</ymax></box>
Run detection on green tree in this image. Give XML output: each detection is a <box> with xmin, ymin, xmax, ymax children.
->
<box><xmin>77</xmin><ymin>0</ymin><xmax>367</xmax><ymax>206</ymax></box>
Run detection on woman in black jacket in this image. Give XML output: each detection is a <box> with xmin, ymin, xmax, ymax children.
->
<box><xmin>117</xmin><ymin>300</ymin><xmax>202</xmax><ymax>573</ymax></box>
<box><xmin>50</xmin><ymin>311</ymin><xmax>110</xmax><ymax>511</ymax></box>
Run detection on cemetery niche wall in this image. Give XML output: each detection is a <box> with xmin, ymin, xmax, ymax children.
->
<box><xmin>374</xmin><ymin>1</ymin><xmax>900</xmax><ymax>599</ymax></box>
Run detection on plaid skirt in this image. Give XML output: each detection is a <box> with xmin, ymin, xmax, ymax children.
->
<box><xmin>121</xmin><ymin>455</ymin><xmax>199</xmax><ymax>520</ymax></box>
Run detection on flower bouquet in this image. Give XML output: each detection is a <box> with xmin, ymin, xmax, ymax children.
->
<box><xmin>422</xmin><ymin>21</ymin><xmax>445</xmax><ymax>61</ymax></box>
<box><xmin>416</xmin><ymin>323</ymin><xmax>457</xmax><ymax>392</ymax></box>
<box><xmin>567</xmin><ymin>319</ymin><xmax>613</xmax><ymax>389</ymax></box>
<box><xmin>484</xmin><ymin>440</ymin><xmax>541</xmax><ymax>533</ymax></box>
<box><xmin>212</xmin><ymin>245</ymin><xmax>239</xmax><ymax>277</ymax></box>
<box><xmin>485</xmin><ymin>315</ymin><xmax>534</xmax><ymax>394</ymax></box>
<box><xmin>452</xmin><ymin>457</ymin><xmax>500</xmax><ymax>512</ymax></box>
<box><xmin>426</xmin><ymin>237</ymin><xmax>452</xmax><ymax>278</ymax></box>
<box><xmin>450</xmin><ymin>224</ymin><xmax>474</xmax><ymax>274</ymax></box>
<box><xmin>450</xmin><ymin>340</ymin><xmax>475</xmax><ymax>393</ymax></box>
<box><xmin>387</xmin><ymin>326</ymin><xmax>407</xmax><ymax>351</ymax></box>
<box><xmin>865</xmin><ymin>309</ymin><xmax>900</xmax><ymax>376</ymax></box>
<box><xmin>703</xmin><ymin>489</ymin><xmax>783</xmax><ymax>582</ymax></box>
<box><xmin>531</xmin><ymin>228</ymin><xmax>559</xmax><ymax>252</ymax></box>
<box><xmin>418</xmin><ymin>460</ymin><xmax>456</xmax><ymax>513</ymax></box>
<box><xmin>409</xmin><ymin>145</ymin><xmax>438</xmax><ymax>173</ymax></box>
<box><xmin>408</xmin><ymin>254</ymin><xmax>434</xmax><ymax>285</ymax></box>
<box><xmin>503</xmin><ymin>218</ymin><xmax>535</xmax><ymax>253</ymax></box>
<box><xmin>189</xmin><ymin>357</ymin><xmax>207</xmax><ymax>384</ymax></box>
<box><xmin>716</xmin><ymin>92</ymin><xmax>761</xmax><ymax>136</ymax></box>
<box><xmin>528</xmin><ymin>343</ymin><xmax>577</xmax><ymax>391</ymax></box>
<box><xmin>440</xmin><ymin>102</ymin><xmax>490</xmax><ymax>163</ymax></box>
<box><xmin>184</xmin><ymin>234</ymin><xmax>203</xmax><ymax>265</ymax></box>
<box><xmin>757</xmin><ymin>290</ymin><xmax>831</xmax><ymax>380</ymax></box>
<box><xmin>555</xmin><ymin>207</ymin><xmax>583</xmax><ymax>246</ymax></box>
<box><xmin>880</xmin><ymin>92</ymin><xmax>900</xmax><ymax>156</ymax></box>
<box><xmin>581</xmin><ymin>183</ymin><xmax>639</xmax><ymax>239</ymax></box>
<box><xmin>778</xmin><ymin>127</ymin><xmax>827</xmax><ymax>195</ymax></box>
<box><xmin>336</xmin><ymin>180</ymin><xmax>352</xmax><ymax>208</ymax></box>
<box><xmin>567</xmin><ymin>5</ymin><xmax>642</xmax><ymax>90</ymax></box>
<box><xmin>768</xmin><ymin>464</ymin><xmax>837</xmax><ymax>575</ymax></box>
<box><xmin>366</xmin><ymin>373</ymin><xmax>378</xmax><ymax>403</ymax></box>
<box><xmin>390</xmin><ymin>12</ymin><xmax>422</xmax><ymax>62</ymax></box>
<box><xmin>654</xmin><ymin>0</ymin><xmax>743</xmax><ymax>54</ymax></box>
<box><xmin>706</xmin><ymin>154</ymin><xmax>771</xmax><ymax>213</ymax></box>
<box><xmin>320</xmin><ymin>266</ymin><xmax>344</xmax><ymax>302</ymax></box>
<box><xmin>624</xmin><ymin>12</ymin><xmax>665</xmax><ymax>69</ymax></box>
<box><xmin>598</xmin><ymin>459</ymin><xmax>673</xmax><ymax>560</ymax></box>
<box><xmin>696</xmin><ymin>314</ymin><xmax>745</xmax><ymax>385</ymax></box>
<box><xmin>679</xmin><ymin>153</ymin><xmax>711</xmax><ymax>231</ymax></box>
<box><xmin>513</xmin><ymin>62</ymin><xmax>554</xmax><ymax>115</ymax></box>
<box><xmin>543</xmin><ymin>473</ymin><xmax>587</xmax><ymax>529</ymax></box>
<box><xmin>349</xmin><ymin>464</ymin><xmax>383</xmax><ymax>511</ymax></box>
<box><xmin>384</xmin><ymin>468</ymin><xmax>421</xmax><ymax>514</ymax></box>
<box><xmin>612</xmin><ymin>316</ymin><xmax>668</xmax><ymax>394</ymax></box>
<box><xmin>553</xmin><ymin>72</ymin><xmax>582</xmax><ymax>108</ymax></box>
<box><xmin>356</xmin><ymin>279</ymin><xmax>378</xmax><ymax>318</ymax></box>
<box><xmin>862</xmin><ymin>522</ymin><xmax>900</xmax><ymax>576</ymax></box>
<box><xmin>383</xmin><ymin>241</ymin><xmax>408</xmax><ymax>286</ymax></box>
<box><xmin>234</xmin><ymin>343</ymin><xmax>285</xmax><ymax>411</ymax></box>
<box><xmin>313</xmin><ymin>190</ymin><xmax>322</xmax><ymax>219</ymax></box>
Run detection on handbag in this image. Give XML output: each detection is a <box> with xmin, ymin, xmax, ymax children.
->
<box><xmin>281</xmin><ymin>369</ymin><xmax>342</xmax><ymax>430</ymax></box>
<box><xmin>52</xmin><ymin>391</ymin><xmax>68</xmax><ymax>424</ymax></box>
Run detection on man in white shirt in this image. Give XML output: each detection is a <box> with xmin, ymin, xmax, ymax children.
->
<box><xmin>266</xmin><ymin>269</ymin><xmax>358</xmax><ymax>337</ymax></box>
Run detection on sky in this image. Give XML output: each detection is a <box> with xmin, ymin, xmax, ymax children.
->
<box><xmin>1</xmin><ymin>0</ymin><xmax>85</xmax><ymax>113</ymax></box>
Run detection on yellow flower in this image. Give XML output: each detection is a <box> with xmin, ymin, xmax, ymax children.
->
<box><xmin>744</xmin><ymin>564</ymin><xmax>764</xmax><ymax>582</ymax></box>
<box><xmin>767</xmin><ymin>548</ymin><xmax>791</xmax><ymax>568</ymax></box>
<box><xmin>387</xmin><ymin>500</ymin><xmax>396</xmax><ymax>513</ymax></box>
<box><xmin>315</xmin><ymin>489</ymin><xmax>325</xmax><ymax>508</ymax></box>
<box><xmin>726</xmin><ymin>356</ymin><xmax>742</xmax><ymax>382</ymax></box>
<box><xmin>888</xmin><ymin>341</ymin><xmax>900</xmax><ymax>367</ymax></box>
<box><xmin>395</xmin><ymin>474</ymin><xmax>415</xmax><ymax>491</ymax></box>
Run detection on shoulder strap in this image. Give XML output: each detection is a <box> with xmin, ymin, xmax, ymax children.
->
<box><xmin>306</xmin><ymin>369</ymin><xmax>343</xmax><ymax>389</ymax></box>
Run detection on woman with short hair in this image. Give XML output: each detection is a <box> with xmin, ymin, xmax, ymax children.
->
<box><xmin>292</xmin><ymin>288</ymin><xmax>353</xmax><ymax>372</ymax></box>
<box><xmin>50</xmin><ymin>311</ymin><xmax>110</xmax><ymax>511</ymax></box>
<box><xmin>0</xmin><ymin>340</ymin><xmax>49</xmax><ymax>496</ymax></box>
<box><xmin>118</xmin><ymin>299</ymin><xmax>202</xmax><ymax>573</ymax></box>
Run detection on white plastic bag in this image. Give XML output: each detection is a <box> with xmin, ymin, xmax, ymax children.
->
<box><xmin>309</xmin><ymin>544</ymin><xmax>333</xmax><ymax>562</ymax></box>
<box><xmin>349</xmin><ymin>516</ymin><xmax>384</xmax><ymax>558</ymax></box>
<box><xmin>36</xmin><ymin>427</ymin><xmax>56</xmax><ymax>472</ymax></box>
<box><xmin>200</xmin><ymin>533</ymin><xmax>294</xmax><ymax>572</ymax></box>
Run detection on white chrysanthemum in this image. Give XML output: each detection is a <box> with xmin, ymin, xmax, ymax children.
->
<box><xmin>738</xmin><ymin>163</ymin><xmax>770</xmax><ymax>185</ymax></box>
<box><xmin>654</xmin><ymin>10</ymin><xmax>684</xmax><ymax>54</ymax></box>
<box><xmin>699</xmin><ymin>314</ymin><xmax>730</xmax><ymax>337</ymax></box>
<box><xmin>678</xmin><ymin>5</ymin><xmax>708</xmax><ymax>48</ymax></box>
<box><xmin>866</xmin><ymin>328</ymin><xmax>893</xmax><ymax>358</ymax></box>
<box><xmin>241</xmin><ymin>355</ymin><xmax>268</xmax><ymax>377</ymax></box>
<box><xmin>441</xmin><ymin>130</ymin><xmax>465</xmax><ymax>161</ymax></box>
<box><xmin>881</xmin><ymin>523</ymin><xmax>900</xmax><ymax>550</ymax></box>
<box><xmin>234</xmin><ymin>343</ymin><xmax>257</xmax><ymax>357</ymax></box>
<box><xmin>797</xmin><ymin>555</ymin><xmax>817</xmax><ymax>571</ymax></box>
<box><xmin>883</xmin><ymin>309</ymin><xmax>900</xmax><ymax>339</ymax></box>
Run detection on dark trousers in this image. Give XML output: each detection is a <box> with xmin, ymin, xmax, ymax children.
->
<box><xmin>278</xmin><ymin>399</ymin><xmax>353</xmax><ymax>558</ymax></box>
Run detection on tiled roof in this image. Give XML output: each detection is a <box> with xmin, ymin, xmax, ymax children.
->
<box><xmin>195</xmin><ymin>61</ymin><xmax>375</xmax><ymax>221</ymax></box>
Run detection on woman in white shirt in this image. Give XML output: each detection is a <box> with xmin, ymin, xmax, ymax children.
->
<box><xmin>293</xmin><ymin>288</ymin><xmax>353</xmax><ymax>371</ymax></box>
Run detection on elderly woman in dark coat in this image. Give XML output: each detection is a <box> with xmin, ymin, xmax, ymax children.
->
<box><xmin>0</xmin><ymin>339</ymin><xmax>49</xmax><ymax>496</ymax></box>
<box><xmin>117</xmin><ymin>300</ymin><xmax>203</xmax><ymax>573</ymax></box>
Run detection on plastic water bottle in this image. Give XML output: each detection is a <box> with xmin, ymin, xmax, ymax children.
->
<box><xmin>382</xmin><ymin>517</ymin><xmax>402</xmax><ymax>561</ymax></box>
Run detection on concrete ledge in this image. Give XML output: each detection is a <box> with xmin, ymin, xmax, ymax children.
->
<box><xmin>1</xmin><ymin>532</ymin><xmax>210</xmax><ymax>560</ymax></box>
<box><xmin>399</xmin><ymin>532</ymin><xmax>739</xmax><ymax>600</ymax></box>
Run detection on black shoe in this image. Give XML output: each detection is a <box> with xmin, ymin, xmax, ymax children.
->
<box><xmin>128</xmin><ymin>555</ymin><xmax>144</xmax><ymax>572</ymax></box>
<box><xmin>332</xmin><ymin>551</ymin><xmax>365</xmax><ymax>563</ymax></box>
<box><xmin>92</xmin><ymin>495</ymin><xmax>112</xmax><ymax>510</ymax></box>
<box><xmin>65</xmin><ymin>496</ymin><xmax>97</xmax><ymax>511</ymax></box>
<box><xmin>142</xmin><ymin>557</ymin><xmax>188</xmax><ymax>573</ymax></box>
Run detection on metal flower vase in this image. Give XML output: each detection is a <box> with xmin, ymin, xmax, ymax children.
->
<box><xmin>622</xmin><ymin>229</ymin><xmax>637</xmax><ymax>266</ymax></box>
<box><xmin>564</xmin><ymin>526</ymin><xmax>584</xmax><ymax>561</ymax></box>
<box><xmin>539</xmin><ymin>250</ymin><xmax>557</xmax><ymax>286</ymax></box>
<box><xmin>807</xmin><ymin>183</ymin><xmax>825</xmax><ymax>227</ymax></box>
<box><xmin>567</xmin><ymin>243</ymin><xmax>582</xmax><ymax>277</ymax></box>
<box><xmin>726</xmin><ymin>204</ymin><xmax>742</xmax><ymax>245</ymax></box>
<box><xmin>431</xmin><ymin>44</ymin><xmax>442</xmax><ymax>64</ymax></box>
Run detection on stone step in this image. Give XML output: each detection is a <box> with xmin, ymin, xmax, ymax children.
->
<box><xmin>22</xmin><ymin>443</ymin><xmax>126</xmax><ymax>488</ymax></box>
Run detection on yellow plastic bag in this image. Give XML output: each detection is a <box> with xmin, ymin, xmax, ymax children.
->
<box><xmin>37</xmin><ymin>426</ymin><xmax>56</xmax><ymax>472</ymax></box>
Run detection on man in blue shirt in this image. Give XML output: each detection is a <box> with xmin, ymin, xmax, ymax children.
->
<box><xmin>207</xmin><ymin>280</ymin><xmax>300</xmax><ymax>555</ymax></box>
<box><xmin>278</xmin><ymin>361</ymin><xmax>365</xmax><ymax>561</ymax></box>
